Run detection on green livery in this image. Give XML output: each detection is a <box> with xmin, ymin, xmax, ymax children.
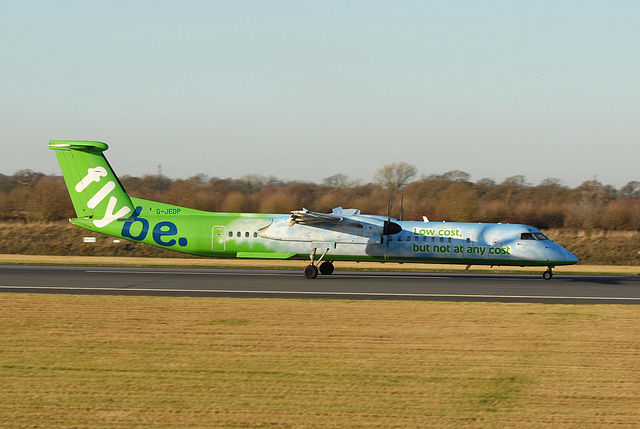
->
<box><xmin>50</xmin><ymin>141</ymin><xmax>578</xmax><ymax>279</ymax></box>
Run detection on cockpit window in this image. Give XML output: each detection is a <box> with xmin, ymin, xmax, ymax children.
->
<box><xmin>521</xmin><ymin>232</ymin><xmax>550</xmax><ymax>241</ymax></box>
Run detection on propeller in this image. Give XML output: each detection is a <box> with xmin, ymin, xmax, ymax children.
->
<box><xmin>384</xmin><ymin>199</ymin><xmax>392</xmax><ymax>259</ymax></box>
<box><xmin>383</xmin><ymin>198</ymin><xmax>402</xmax><ymax>259</ymax></box>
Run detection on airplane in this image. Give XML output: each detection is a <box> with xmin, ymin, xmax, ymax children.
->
<box><xmin>49</xmin><ymin>140</ymin><xmax>578</xmax><ymax>280</ymax></box>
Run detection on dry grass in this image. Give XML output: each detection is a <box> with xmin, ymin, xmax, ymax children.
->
<box><xmin>1</xmin><ymin>294</ymin><xmax>639</xmax><ymax>428</ymax></box>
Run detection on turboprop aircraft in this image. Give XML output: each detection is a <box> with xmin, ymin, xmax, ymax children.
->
<box><xmin>50</xmin><ymin>141</ymin><xmax>578</xmax><ymax>280</ymax></box>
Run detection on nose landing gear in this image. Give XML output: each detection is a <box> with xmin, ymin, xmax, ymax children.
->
<box><xmin>543</xmin><ymin>267</ymin><xmax>553</xmax><ymax>280</ymax></box>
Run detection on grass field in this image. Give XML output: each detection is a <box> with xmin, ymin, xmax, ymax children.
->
<box><xmin>1</xmin><ymin>294</ymin><xmax>639</xmax><ymax>428</ymax></box>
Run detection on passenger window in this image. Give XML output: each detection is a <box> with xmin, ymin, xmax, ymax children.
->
<box><xmin>253</xmin><ymin>232</ymin><xmax>258</xmax><ymax>238</ymax></box>
<box><xmin>407</xmin><ymin>236</ymin><xmax>412</xmax><ymax>242</ymax></box>
<box><xmin>237</xmin><ymin>232</ymin><xmax>241</xmax><ymax>238</ymax></box>
<box><xmin>245</xmin><ymin>232</ymin><xmax>249</xmax><ymax>238</ymax></box>
<box><xmin>398</xmin><ymin>236</ymin><xmax>403</xmax><ymax>242</ymax></box>
<box><xmin>228</xmin><ymin>231</ymin><xmax>233</xmax><ymax>237</ymax></box>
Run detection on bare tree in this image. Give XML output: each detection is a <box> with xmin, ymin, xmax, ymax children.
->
<box><xmin>322</xmin><ymin>174</ymin><xmax>349</xmax><ymax>188</ymax></box>
<box><xmin>374</xmin><ymin>162</ymin><xmax>417</xmax><ymax>194</ymax></box>
<box><xmin>539</xmin><ymin>178</ymin><xmax>564</xmax><ymax>188</ymax></box>
<box><xmin>441</xmin><ymin>170</ymin><xmax>471</xmax><ymax>182</ymax></box>
<box><xmin>620</xmin><ymin>181</ymin><xmax>640</xmax><ymax>198</ymax></box>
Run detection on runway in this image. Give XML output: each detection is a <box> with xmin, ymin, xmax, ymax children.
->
<box><xmin>1</xmin><ymin>265</ymin><xmax>639</xmax><ymax>304</ymax></box>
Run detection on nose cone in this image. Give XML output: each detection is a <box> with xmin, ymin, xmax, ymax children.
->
<box><xmin>552</xmin><ymin>243</ymin><xmax>579</xmax><ymax>265</ymax></box>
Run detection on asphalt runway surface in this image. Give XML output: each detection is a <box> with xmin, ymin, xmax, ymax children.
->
<box><xmin>1</xmin><ymin>265</ymin><xmax>640</xmax><ymax>304</ymax></box>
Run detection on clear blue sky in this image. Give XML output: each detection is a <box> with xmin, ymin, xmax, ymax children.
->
<box><xmin>2</xmin><ymin>1</ymin><xmax>638</xmax><ymax>188</ymax></box>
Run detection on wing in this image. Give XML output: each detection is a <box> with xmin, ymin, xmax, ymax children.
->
<box><xmin>260</xmin><ymin>207</ymin><xmax>381</xmax><ymax>244</ymax></box>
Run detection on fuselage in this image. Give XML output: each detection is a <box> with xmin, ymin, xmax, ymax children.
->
<box><xmin>73</xmin><ymin>198</ymin><xmax>578</xmax><ymax>268</ymax></box>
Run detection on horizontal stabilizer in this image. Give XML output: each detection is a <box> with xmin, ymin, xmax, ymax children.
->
<box><xmin>49</xmin><ymin>141</ymin><xmax>109</xmax><ymax>153</ymax></box>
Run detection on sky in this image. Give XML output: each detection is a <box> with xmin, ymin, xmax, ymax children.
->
<box><xmin>1</xmin><ymin>1</ymin><xmax>639</xmax><ymax>188</ymax></box>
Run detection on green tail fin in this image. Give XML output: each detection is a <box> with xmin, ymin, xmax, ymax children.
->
<box><xmin>49</xmin><ymin>141</ymin><xmax>133</xmax><ymax>229</ymax></box>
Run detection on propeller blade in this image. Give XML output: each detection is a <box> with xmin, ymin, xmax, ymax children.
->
<box><xmin>385</xmin><ymin>198</ymin><xmax>393</xmax><ymax>259</ymax></box>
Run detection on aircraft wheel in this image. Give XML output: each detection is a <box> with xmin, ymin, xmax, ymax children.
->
<box><xmin>304</xmin><ymin>265</ymin><xmax>319</xmax><ymax>279</ymax></box>
<box><xmin>319</xmin><ymin>261</ymin><xmax>335</xmax><ymax>275</ymax></box>
<box><xmin>543</xmin><ymin>270</ymin><xmax>553</xmax><ymax>280</ymax></box>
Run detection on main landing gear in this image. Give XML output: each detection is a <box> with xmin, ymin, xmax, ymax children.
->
<box><xmin>304</xmin><ymin>247</ymin><xmax>334</xmax><ymax>279</ymax></box>
<box><xmin>543</xmin><ymin>267</ymin><xmax>554</xmax><ymax>280</ymax></box>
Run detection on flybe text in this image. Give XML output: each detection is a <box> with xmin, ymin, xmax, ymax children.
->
<box><xmin>122</xmin><ymin>207</ymin><xmax>189</xmax><ymax>247</ymax></box>
<box><xmin>76</xmin><ymin>167</ymin><xmax>131</xmax><ymax>228</ymax></box>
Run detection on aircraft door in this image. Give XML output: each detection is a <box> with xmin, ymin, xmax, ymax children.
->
<box><xmin>212</xmin><ymin>226</ymin><xmax>226</xmax><ymax>251</ymax></box>
<box><xmin>464</xmin><ymin>233</ymin><xmax>476</xmax><ymax>259</ymax></box>
<box><xmin>489</xmin><ymin>233</ymin><xmax>503</xmax><ymax>259</ymax></box>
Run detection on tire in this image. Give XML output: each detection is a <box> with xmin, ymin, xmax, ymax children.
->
<box><xmin>543</xmin><ymin>270</ymin><xmax>553</xmax><ymax>280</ymax></box>
<box><xmin>319</xmin><ymin>261</ymin><xmax>335</xmax><ymax>275</ymax></box>
<box><xmin>304</xmin><ymin>265</ymin><xmax>319</xmax><ymax>279</ymax></box>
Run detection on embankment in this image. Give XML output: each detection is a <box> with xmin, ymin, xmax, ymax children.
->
<box><xmin>0</xmin><ymin>222</ymin><xmax>637</xmax><ymax>266</ymax></box>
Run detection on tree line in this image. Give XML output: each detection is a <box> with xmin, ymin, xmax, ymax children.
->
<box><xmin>1</xmin><ymin>164</ymin><xmax>639</xmax><ymax>231</ymax></box>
